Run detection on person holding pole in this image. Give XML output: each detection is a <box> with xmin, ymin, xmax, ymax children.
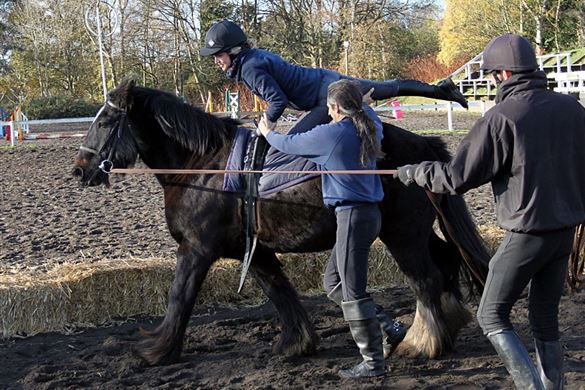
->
<box><xmin>394</xmin><ymin>33</ymin><xmax>585</xmax><ymax>389</ymax></box>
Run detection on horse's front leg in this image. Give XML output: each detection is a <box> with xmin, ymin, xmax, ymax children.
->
<box><xmin>135</xmin><ymin>242</ymin><xmax>215</xmax><ymax>365</ymax></box>
<box><xmin>249</xmin><ymin>247</ymin><xmax>319</xmax><ymax>356</ymax></box>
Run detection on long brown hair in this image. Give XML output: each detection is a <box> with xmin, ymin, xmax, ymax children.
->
<box><xmin>327</xmin><ymin>79</ymin><xmax>382</xmax><ymax>166</ymax></box>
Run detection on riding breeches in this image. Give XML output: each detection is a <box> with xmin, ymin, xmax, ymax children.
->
<box><xmin>322</xmin><ymin>203</ymin><xmax>381</xmax><ymax>301</ymax></box>
<box><xmin>287</xmin><ymin>70</ymin><xmax>400</xmax><ymax>134</ymax></box>
<box><xmin>476</xmin><ymin>228</ymin><xmax>573</xmax><ymax>341</ymax></box>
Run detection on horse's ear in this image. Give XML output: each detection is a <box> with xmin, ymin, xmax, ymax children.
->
<box><xmin>109</xmin><ymin>79</ymin><xmax>135</xmax><ymax>110</ymax></box>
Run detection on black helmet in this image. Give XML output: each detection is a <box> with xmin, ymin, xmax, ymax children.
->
<box><xmin>480</xmin><ymin>33</ymin><xmax>538</xmax><ymax>72</ymax></box>
<box><xmin>200</xmin><ymin>20</ymin><xmax>247</xmax><ymax>57</ymax></box>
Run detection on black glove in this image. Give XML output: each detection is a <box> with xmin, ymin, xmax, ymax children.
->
<box><xmin>394</xmin><ymin>164</ymin><xmax>417</xmax><ymax>186</ymax></box>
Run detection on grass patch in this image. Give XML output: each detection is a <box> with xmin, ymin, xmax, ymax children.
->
<box><xmin>0</xmin><ymin>143</ymin><xmax>37</xmax><ymax>151</ymax></box>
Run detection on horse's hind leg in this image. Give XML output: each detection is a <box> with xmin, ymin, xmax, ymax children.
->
<box><xmin>135</xmin><ymin>242</ymin><xmax>215</xmax><ymax>365</ymax></box>
<box><xmin>379</xmin><ymin>200</ymin><xmax>464</xmax><ymax>359</ymax></box>
<box><xmin>249</xmin><ymin>247</ymin><xmax>319</xmax><ymax>356</ymax></box>
<box><xmin>381</xmin><ymin>235</ymin><xmax>452</xmax><ymax>358</ymax></box>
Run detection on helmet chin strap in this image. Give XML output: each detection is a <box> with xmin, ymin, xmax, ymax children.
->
<box><xmin>492</xmin><ymin>70</ymin><xmax>503</xmax><ymax>86</ymax></box>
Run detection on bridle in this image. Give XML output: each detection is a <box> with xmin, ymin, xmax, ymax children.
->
<box><xmin>80</xmin><ymin>100</ymin><xmax>129</xmax><ymax>184</ymax></box>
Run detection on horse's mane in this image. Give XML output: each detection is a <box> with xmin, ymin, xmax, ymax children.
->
<box><xmin>131</xmin><ymin>86</ymin><xmax>240</xmax><ymax>156</ymax></box>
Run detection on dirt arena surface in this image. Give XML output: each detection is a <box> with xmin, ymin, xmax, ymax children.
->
<box><xmin>0</xmin><ymin>287</ymin><xmax>583</xmax><ymax>390</ymax></box>
<box><xmin>1</xmin><ymin>111</ymin><xmax>584</xmax><ymax>389</ymax></box>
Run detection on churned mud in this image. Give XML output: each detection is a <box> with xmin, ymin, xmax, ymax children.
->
<box><xmin>1</xmin><ymin>287</ymin><xmax>584</xmax><ymax>389</ymax></box>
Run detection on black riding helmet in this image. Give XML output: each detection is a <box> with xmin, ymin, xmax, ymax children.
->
<box><xmin>480</xmin><ymin>33</ymin><xmax>538</xmax><ymax>72</ymax></box>
<box><xmin>200</xmin><ymin>20</ymin><xmax>248</xmax><ymax>57</ymax></box>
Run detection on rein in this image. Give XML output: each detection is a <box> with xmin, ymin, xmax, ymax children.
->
<box><xmin>425</xmin><ymin>191</ymin><xmax>486</xmax><ymax>288</ymax></box>
<box><xmin>569</xmin><ymin>223</ymin><xmax>585</xmax><ymax>291</ymax></box>
<box><xmin>109</xmin><ymin>166</ymin><xmax>483</xmax><ymax>287</ymax></box>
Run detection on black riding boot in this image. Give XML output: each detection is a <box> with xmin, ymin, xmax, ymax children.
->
<box><xmin>327</xmin><ymin>282</ymin><xmax>406</xmax><ymax>357</ymax></box>
<box><xmin>487</xmin><ymin>330</ymin><xmax>545</xmax><ymax>390</ymax></box>
<box><xmin>535</xmin><ymin>339</ymin><xmax>564</xmax><ymax>390</ymax></box>
<box><xmin>396</xmin><ymin>78</ymin><xmax>468</xmax><ymax>109</ymax></box>
<box><xmin>375</xmin><ymin>304</ymin><xmax>407</xmax><ymax>358</ymax></box>
<box><xmin>339</xmin><ymin>297</ymin><xmax>386</xmax><ymax>378</ymax></box>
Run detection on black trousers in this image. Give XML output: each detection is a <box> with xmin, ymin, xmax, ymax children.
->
<box><xmin>476</xmin><ymin>228</ymin><xmax>573</xmax><ymax>341</ymax></box>
<box><xmin>322</xmin><ymin>203</ymin><xmax>381</xmax><ymax>301</ymax></box>
<box><xmin>288</xmin><ymin>70</ymin><xmax>400</xmax><ymax>134</ymax></box>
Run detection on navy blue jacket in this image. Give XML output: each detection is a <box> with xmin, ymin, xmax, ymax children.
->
<box><xmin>265</xmin><ymin>105</ymin><xmax>384</xmax><ymax>208</ymax></box>
<box><xmin>229</xmin><ymin>48</ymin><xmax>327</xmax><ymax>122</ymax></box>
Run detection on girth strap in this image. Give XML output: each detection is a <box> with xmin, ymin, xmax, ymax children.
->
<box><xmin>238</xmin><ymin>133</ymin><xmax>269</xmax><ymax>293</ymax></box>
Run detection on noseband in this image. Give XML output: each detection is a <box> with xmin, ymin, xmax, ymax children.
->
<box><xmin>82</xmin><ymin>100</ymin><xmax>129</xmax><ymax>183</ymax></box>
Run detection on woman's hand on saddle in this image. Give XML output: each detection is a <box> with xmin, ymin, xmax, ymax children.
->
<box><xmin>258</xmin><ymin>113</ymin><xmax>276</xmax><ymax>137</ymax></box>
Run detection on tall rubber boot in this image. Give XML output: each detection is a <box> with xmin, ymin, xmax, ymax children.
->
<box><xmin>326</xmin><ymin>281</ymin><xmax>344</xmax><ymax>306</ymax></box>
<box><xmin>340</xmin><ymin>297</ymin><xmax>386</xmax><ymax>378</ymax></box>
<box><xmin>535</xmin><ymin>339</ymin><xmax>564</xmax><ymax>390</ymax></box>
<box><xmin>487</xmin><ymin>330</ymin><xmax>545</xmax><ymax>390</ymax></box>
<box><xmin>327</xmin><ymin>282</ymin><xmax>406</xmax><ymax>357</ymax></box>
<box><xmin>397</xmin><ymin>78</ymin><xmax>468</xmax><ymax>109</ymax></box>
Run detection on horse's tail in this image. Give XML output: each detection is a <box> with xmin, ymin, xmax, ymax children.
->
<box><xmin>432</xmin><ymin>192</ymin><xmax>491</xmax><ymax>298</ymax></box>
<box><xmin>416</xmin><ymin>135</ymin><xmax>490</xmax><ymax>298</ymax></box>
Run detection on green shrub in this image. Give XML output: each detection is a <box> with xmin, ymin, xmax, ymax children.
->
<box><xmin>26</xmin><ymin>96</ymin><xmax>102</xmax><ymax>120</ymax></box>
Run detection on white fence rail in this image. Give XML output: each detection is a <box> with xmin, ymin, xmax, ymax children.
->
<box><xmin>550</xmin><ymin>71</ymin><xmax>585</xmax><ymax>93</ymax></box>
<box><xmin>1</xmin><ymin>102</ymin><xmax>490</xmax><ymax>148</ymax></box>
<box><xmin>450</xmin><ymin>50</ymin><xmax>580</xmax><ymax>97</ymax></box>
<box><xmin>373</xmin><ymin>101</ymin><xmax>488</xmax><ymax>131</ymax></box>
<box><xmin>0</xmin><ymin>117</ymin><xmax>94</xmax><ymax>147</ymax></box>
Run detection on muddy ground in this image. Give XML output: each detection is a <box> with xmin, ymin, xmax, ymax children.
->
<box><xmin>1</xmin><ymin>111</ymin><xmax>583</xmax><ymax>389</ymax></box>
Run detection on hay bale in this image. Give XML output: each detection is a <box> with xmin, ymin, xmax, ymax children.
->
<box><xmin>478</xmin><ymin>225</ymin><xmax>505</xmax><ymax>253</ymax></box>
<box><xmin>2</xmin><ymin>227</ymin><xmax>510</xmax><ymax>338</ymax></box>
<box><xmin>0</xmin><ymin>258</ymin><xmax>176</xmax><ymax>337</ymax></box>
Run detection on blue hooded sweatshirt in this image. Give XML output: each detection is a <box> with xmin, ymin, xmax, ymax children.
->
<box><xmin>265</xmin><ymin>105</ymin><xmax>384</xmax><ymax>208</ymax></box>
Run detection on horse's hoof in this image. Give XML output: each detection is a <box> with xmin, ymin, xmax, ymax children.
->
<box><xmin>272</xmin><ymin>330</ymin><xmax>318</xmax><ymax>356</ymax></box>
<box><xmin>393</xmin><ymin>332</ymin><xmax>442</xmax><ymax>360</ymax></box>
<box><xmin>133</xmin><ymin>340</ymin><xmax>181</xmax><ymax>366</ymax></box>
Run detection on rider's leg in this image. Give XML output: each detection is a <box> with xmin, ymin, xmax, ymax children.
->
<box><xmin>353</xmin><ymin>77</ymin><xmax>468</xmax><ymax>109</ymax></box>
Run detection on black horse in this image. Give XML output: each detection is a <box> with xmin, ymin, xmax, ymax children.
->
<box><xmin>73</xmin><ymin>80</ymin><xmax>490</xmax><ymax>366</ymax></box>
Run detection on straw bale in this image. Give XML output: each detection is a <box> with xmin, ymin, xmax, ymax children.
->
<box><xmin>478</xmin><ymin>225</ymin><xmax>505</xmax><ymax>253</ymax></box>
<box><xmin>1</xmin><ymin>228</ymin><xmax>509</xmax><ymax>338</ymax></box>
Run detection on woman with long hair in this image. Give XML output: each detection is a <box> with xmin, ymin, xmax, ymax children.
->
<box><xmin>258</xmin><ymin>79</ymin><xmax>402</xmax><ymax>379</ymax></box>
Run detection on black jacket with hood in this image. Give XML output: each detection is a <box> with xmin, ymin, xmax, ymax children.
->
<box><xmin>413</xmin><ymin>71</ymin><xmax>585</xmax><ymax>232</ymax></box>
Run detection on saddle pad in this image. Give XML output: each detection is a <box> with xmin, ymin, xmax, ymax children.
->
<box><xmin>222</xmin><ymin>127</ymin><xmax>318</xmax><ymax>194</ymax></box>
<box><xmin>223</xmin><ymin>127</ymin><xmax>251</xmax><ymax>193</ymax></box>
<box><xmin>258</xmin><ymin>147</ymin><xmax>318</xmax><ymax>196</ymax></box>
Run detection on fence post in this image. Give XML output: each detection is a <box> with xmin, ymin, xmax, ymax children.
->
<box><xmin>480</xmin><ymin>101</ymin><xmax>486</xmax><ymax>117</ymax></box>
<box><xmin>447</xmin><ymin>102</ymin><xmax>453</xmax><ymax>131</ymax></box>
<box><xmin>206</xmin><ymin>91</ymin><xmax>213</xmax><ymax>112</ymax></box>
<box><xmin>10</xmin><ymin>119</ymin><xmax>15</xmax><ymax>147</ymax></box>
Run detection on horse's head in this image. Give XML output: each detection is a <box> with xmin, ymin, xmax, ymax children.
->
<box><xmin>73</xmin><ymin>80</ymin><xmax>139</xmax><ymax>186</ymax></box>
